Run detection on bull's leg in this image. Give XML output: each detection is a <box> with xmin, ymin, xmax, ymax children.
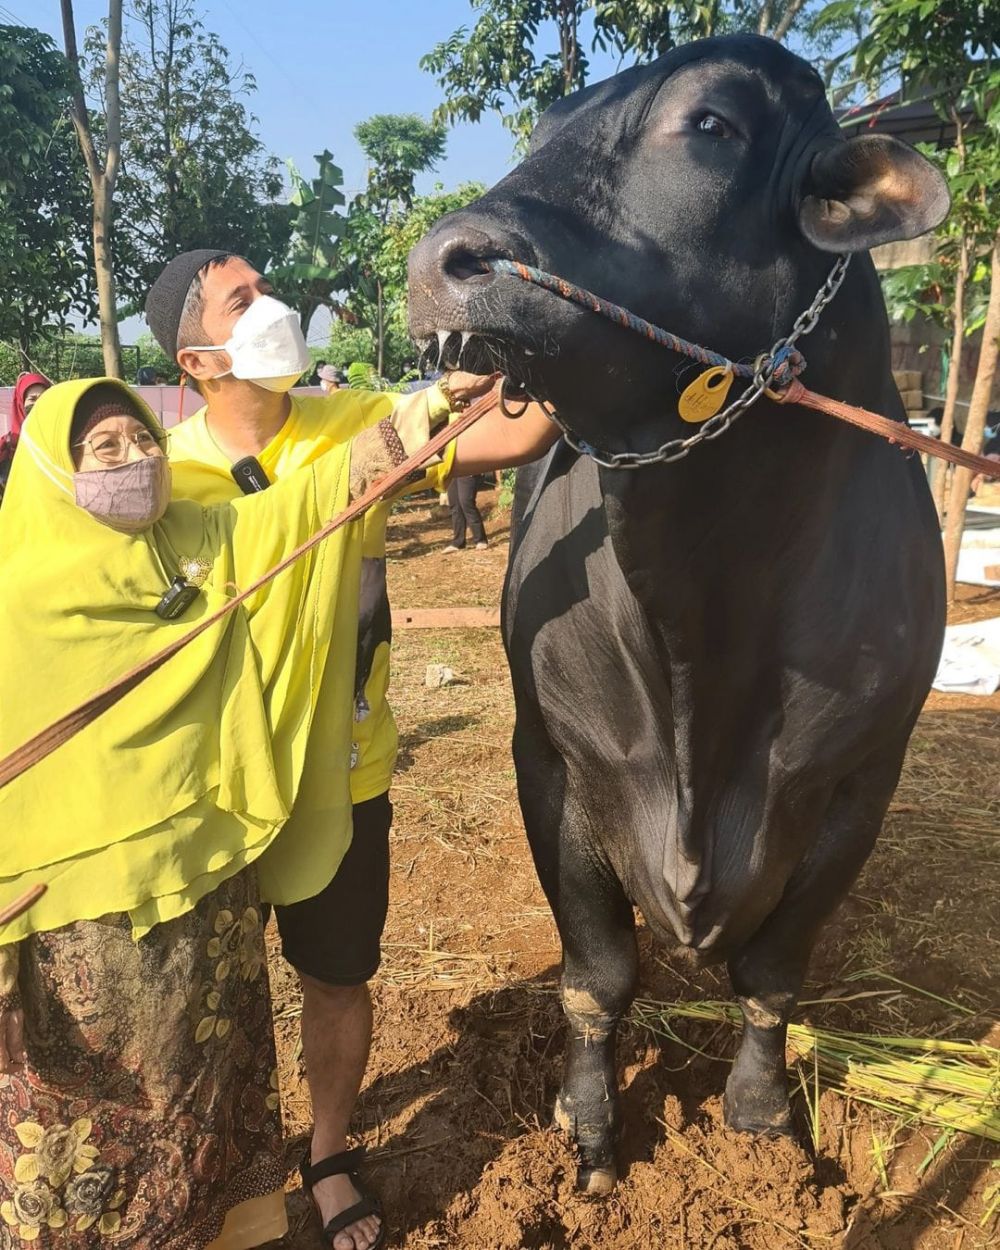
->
<box><xmin>550</xmin><ymin>860</ymin><xmax>637</xmax><ymax>1200</ymax></box>
<box><xmin>521</xmin><ymin>774</ymin><xmax>638</xmax><ymax>1195</ymax></box>
<box><xmin>723</xmin><ymin>760</ymin><xmax>901</xmax><ymax>1135</ymax></box>
<box><xmin>552</xmin><ymin>860</ymin><xmax>638</xmax><ymax>1196</ymax></box>
<box><xmin>724</xmin><ymin>939</ymin><xmax>807</xmax><ymax>1134</ymax></box>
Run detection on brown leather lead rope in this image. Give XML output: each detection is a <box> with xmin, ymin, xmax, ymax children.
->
<box><xmin>0</xmin><ymin>382</ymin><xmax>502</xmax><ymax>792</ymax></box>
<box><xmin>771</xmin><ymin>379</ymin><xmax>1000</xmax><ymax>478</ymax></box>
<box><xmin>0</xmin><ymin>884</ymin><xmax>46</xmax><ymax>926</ymax></box>
<box><xmin>2</xmin><ymin>374</ymin><xmax>993</xmax><ymax>795</ymax></box>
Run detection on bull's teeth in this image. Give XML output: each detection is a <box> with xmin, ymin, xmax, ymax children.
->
<box><xmin>436</xmin><ymin>329</ymin><xmax>449</xmax><ymax>362</ymax></box>
<box><xmin>459</xmin><ymin>331</ymin><xmax>472</xmax><ymax>364</ymax></box>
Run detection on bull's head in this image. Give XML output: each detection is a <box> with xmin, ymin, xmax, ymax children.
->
<box><xmin>409</xmin><ymin>35</ymin><xmax>948</xmax><ymax>449</ymax></box>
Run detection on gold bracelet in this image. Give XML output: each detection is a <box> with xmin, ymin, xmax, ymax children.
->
<box><xmin>437</xmin><ymin>374</ymin><xmax>468</xmax><ymax>412</ymax></box>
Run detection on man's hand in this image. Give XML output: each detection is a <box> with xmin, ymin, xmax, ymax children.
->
<box><xmin>971</xmin><ymin>452</ymin><xmax>1000</xmax><ymax>495</ymax></box>
<box><xmin>0</xmin><ymin>941</ymin><xmax>24</xmax><ymax>1073</ymax></box>
<box><xmin>0</xmin><ymin>996</ymin><xmax>25</xmax><ymax>1074</ymax></box>
<box><xmin>441</xmin><ymin>371</ymin><xmax>499</xmax><ymax>406</ymax></box>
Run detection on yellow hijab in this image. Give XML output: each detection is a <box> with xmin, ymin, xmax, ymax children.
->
<box><xmin>0</xmin><ymin>378</ymin><xmax>362</xmax><ymax>943</ymax></box>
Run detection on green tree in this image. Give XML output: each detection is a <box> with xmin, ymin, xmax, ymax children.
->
<box><xmin>325</xmin><ymin>321</ymin><xmax>377</xmax><ymax>372</ymax></box>
<box><xmin>353</xmin><ymin>114</ymin><xmax>448</xmax><ymax>215</ymax></box>
<box><xmin>84</xmin><ymin>0</ymin><xmax>289</xmax><ymax>310</ymax></box>
<box><xmin>0</xmin><ymin>26</ymin><xmax>94</xmax><ymax>360</ymax></box>
<box><xmin>0</xmin><ymin>124</ymin><xmax>95</xmax><ymax>360</ymax></box>
<box><xmin>61</xmin><ymin>0</ymin><xmax>125</xmax><ymax>377</ymax></box>
<box><xmin>270</xmin><ymin>150</ymin><xmax>349</xmax><ymax>336</ymax></box>
<box><xmin>0</xmin><ymin>24</ymin><xmax>72</xmax><ymax>196</ymax></box>
<box><xmin>351</xmin><ymin>114</ymin><xmax>447</xmax><ymax>375</ymax></box>
<box><xmin>337</xmin><ymin>180</ymin><xmax>486</xmax><ymax>381</ymax></box>
<box><xmin>832</xmin><ymin>0</ymin><xmax>1000</xmax><ymax>598</ymax></box>
<box><xmin>422</xmin><ymin>0</ymin><xmax>821</xmax><ymax>150</ymax></box>
<box><xmin>378</xmin><ymin>180</ymin><xmax>487</xmax><ymax>369</ymax></box>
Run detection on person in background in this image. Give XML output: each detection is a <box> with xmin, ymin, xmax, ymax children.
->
<box><xmin>7</xmin><ymin>373</ymin><xmax>49</xmax><ymax>434</ymax></box>
<box><xmin>318</xmin><ymin>364</ymin><xmax>343</xmax><ymax>395</ymax></box>
<box><xmin>0</xmin><ymin>373</ymin><xmax>50</xmax><ymax>503</ymax></box>
<box><xmin>971</xmin><ymin>414</ymin><xmax>1000</xmax><ymax>494</ymax></box>
<box><xmin>443</xmin><ymin>472</ymin><xmax>488</xmax><ymax>552</ymax></box>
<box><xmin>145</xmin><ymin>248</ymin><xmax>559</xmax><ymax>1250</ymax></box>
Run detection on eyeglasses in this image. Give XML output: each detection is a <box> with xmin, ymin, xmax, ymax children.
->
<box><xmin>73</xmin><ymin>428</ymin><xmax>168</xmax><ymax>466</ymax></box>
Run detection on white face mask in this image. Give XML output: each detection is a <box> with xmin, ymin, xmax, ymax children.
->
<box><xmin>187</xmin><ymin>295</ymin><xmax>310</xmax><ymax>392</ymax></box>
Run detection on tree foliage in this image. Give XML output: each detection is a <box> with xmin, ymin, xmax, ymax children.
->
<box><xmin>422</xmin><ymin>0</ymin><xmax>823</xmax><ymax>148</ymax></box>
<box><xmin>347</xmin><ymin>114</ymin><xmax>448</xmax><ymax>374</ymax></box>
<box><xmin>270</xmin><ymin>150</ymin><xmax>348</xmax><ymax>335</ymax></box>
<box><xmin>0</xmin><ymin>122</ymin><xmax>95</xmax><ymax>352</ymax></box>
<box><xmin>0</xmin><ymin>25</ymin><xmax>72</xmax><ymax>196</ymax></box>
<box><xmin>354</xmin><ymin>114</ymin><xmax>447</xmax><ymax>218</ymax></box>
<box><xmin>83</xmin><ymin>0</ymin><xmax>289</xmax><ymax>308</ymax></box>
<box><xmin>0</xmin><ymin>26</ymin><xmax>94</xmax><ymax>353</ymax></box>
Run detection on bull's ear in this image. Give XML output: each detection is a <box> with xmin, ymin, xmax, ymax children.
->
<box><xmin>799</xmin><ymin>134</ymin><xmax>950</xmax><ymax>253</ymax></box>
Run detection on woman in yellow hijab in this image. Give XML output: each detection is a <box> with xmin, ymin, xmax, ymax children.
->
<box><xmin>0</xmin><ymin>378</ymin><xmax>407</xmax><ymax>1248</ymax></box>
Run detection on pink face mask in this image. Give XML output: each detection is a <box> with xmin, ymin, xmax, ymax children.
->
<box><xmin>74</xmin><ymin>455</ymin><xmax>172</xmax><ymax>534</ymax></box>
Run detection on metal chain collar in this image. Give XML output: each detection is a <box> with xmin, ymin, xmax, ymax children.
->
<box><xmin>538</xmin><ymin>254</ymin><xmax>851</xmax><ymax>470</ymax></box>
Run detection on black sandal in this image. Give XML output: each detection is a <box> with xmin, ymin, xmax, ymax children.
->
<box><xmin>301</xmin><ymin>1146</ymin><xmax>386</xmax><ymax>1249</ymax></box>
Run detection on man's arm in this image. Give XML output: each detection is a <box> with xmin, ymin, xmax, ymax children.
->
<box><xmin>386</xmin><ymin>373</ymin><xmax>561</xmax><ymax>481</ymax></box>
<box><xmin>440</xmin><ymin>372</ymin><xmax>560</xmax><ymax>474</ymax></box>
<box><xmin>450</xmin><ymin>401</ymin><xmax>560</xmax><ymax>475</ymax></box>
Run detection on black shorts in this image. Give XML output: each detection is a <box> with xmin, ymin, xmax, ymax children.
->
<box><xmin>271</xmin><ymin>792</ymin><xmax>392</xmax><ymax>986</ymax></box>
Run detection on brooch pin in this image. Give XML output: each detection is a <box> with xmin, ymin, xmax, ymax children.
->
<box><xmin>178</xmin><ymin>556</ymin><xmax>212</xmax><ymax>587</ymax></box>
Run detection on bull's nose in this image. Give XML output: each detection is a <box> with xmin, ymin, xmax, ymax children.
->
<box><xmin>439</xmin><ymin>227</ymin><xmax>502</xmax><ymax>283</ymax></box>
<box><xmin>408</xmin><ymin>212</ymin><xmax>539</xmax><ymax>342</ymax></box>
<box><xmin>409</xmin><ymin>216</ymin><xmax>537</xmax><ymax>294</ymax></box>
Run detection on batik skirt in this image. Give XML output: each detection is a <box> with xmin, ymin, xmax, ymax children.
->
<box><xmin>0</xmin><ymin>868</ymin><xmax>286</xmax><ymax>1247</ymax></box>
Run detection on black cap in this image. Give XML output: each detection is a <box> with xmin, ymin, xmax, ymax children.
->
<box><xmin>145</xmin><ymin>249</ymin><xmax>231</xmax><ymax>358</ymax></box>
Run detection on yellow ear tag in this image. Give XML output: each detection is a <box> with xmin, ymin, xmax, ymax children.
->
<box><xmin>678</xmin><ymin>365</ymin><xmax>734</xmax><ymax>423</ymax></box>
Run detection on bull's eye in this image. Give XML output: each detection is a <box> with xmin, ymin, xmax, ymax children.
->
<box><xmin>697</xmin><ymin>114</ymin><xmax>730</xmax><ymax>138</ymax></box>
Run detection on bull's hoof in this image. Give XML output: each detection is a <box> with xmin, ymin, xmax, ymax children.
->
<box><xmin>576</xmin><ymin>1164</ymin><xmax>617</xmax><ymax>1197</ymax></box>
<box><xmin>722</xmin><ymin>1087</ymin><xmax>794</xmax><ymax>1137</ymax></box>
<box><xmin>553</xmin><ymin>1094</ymin><xmax>619</xmax><ymax>1195</ymax></box>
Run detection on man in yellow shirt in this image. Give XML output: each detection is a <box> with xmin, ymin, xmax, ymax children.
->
<box><xmin>146</xmin><ymin>250</ymin><xmax>558</xmax><ymax>1250</ymax></box>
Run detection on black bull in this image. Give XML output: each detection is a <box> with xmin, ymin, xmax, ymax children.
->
<box><xmin>408</xmin><ymin>34</ymin><xmax>950</xmax><ymax>1193</ymax></box>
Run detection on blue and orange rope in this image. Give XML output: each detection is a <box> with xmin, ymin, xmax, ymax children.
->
<box><xmin>486</xmin><ymin>258</ymin><xmax>806</xmax><ymax>387</ymax></box>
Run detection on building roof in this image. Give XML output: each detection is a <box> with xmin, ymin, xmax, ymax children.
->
<box><xmin>837</xmin><ymin>84</ymin><xmax>978</xmax><ymax>147</ymax></box>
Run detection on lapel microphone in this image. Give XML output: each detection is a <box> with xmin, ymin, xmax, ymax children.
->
<box><xmin>231</xmin><ymin>456</ymin><xmax>270</xmax><ymax>494</ymax></box>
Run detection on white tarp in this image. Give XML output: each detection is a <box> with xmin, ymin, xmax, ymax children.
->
<box><xmin>933</xmin><ymin>616</ymin><xmax>1000</xmax><ymax>696</ymax></box>
<box><xmin>954</xmin><ymin>505</ymin><xmax>1000</xmax><ymax>589</ymax></box>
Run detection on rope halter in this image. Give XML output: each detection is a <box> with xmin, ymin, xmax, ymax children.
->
<box><xmin>484</xmin><ymin>255</ymin><xmax>851</xmax><ymax>469</ymax></box>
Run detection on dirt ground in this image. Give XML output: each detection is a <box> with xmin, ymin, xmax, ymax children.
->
<box><xmin>269</xmin><ymin>490</ymin><xmax>1000</xmax><ymax>1250</ymax></box>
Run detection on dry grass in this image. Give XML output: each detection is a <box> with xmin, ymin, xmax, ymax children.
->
<box><xmin>634</xmin><ymin>998</ymin><xmax>1000</xmax><ymax>1143</ymax></box>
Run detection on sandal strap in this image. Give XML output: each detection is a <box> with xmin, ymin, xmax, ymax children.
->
<box><xmin>301</xmin><ymin>1145</ymin><xmax>367</xmax><ymax>1188</ymax></box>
<box><xmin>323</xmin><ymin>1193</ymin><xmax>383</xmax><ymax>1240</ymax></box>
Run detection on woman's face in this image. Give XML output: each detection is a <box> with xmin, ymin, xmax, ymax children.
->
<box><xmin>72</xmin><ymin>414</ymin><xmax>166</xmax><ymax>472</ymax></box>
<box><xmin>22</xmin><ymin>384</ymin><xmax>47</xmax><ymax>413</ymax></box>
